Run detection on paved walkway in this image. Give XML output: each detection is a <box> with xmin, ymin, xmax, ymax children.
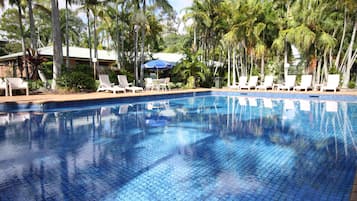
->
<box><xmin>0</xmin><ymin>88</ymin><xmax>356</xmax><ymax>104</ymax></box>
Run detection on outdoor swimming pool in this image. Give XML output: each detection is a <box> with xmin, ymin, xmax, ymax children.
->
<box><xmin>0</xmin><ymin>93</ymin><xmax>356</xmax><ymax>200</ymax></box>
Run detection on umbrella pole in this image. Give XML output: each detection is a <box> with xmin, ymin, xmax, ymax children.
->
<box><xmin>156</xmin><ymin>68</ymin><xmax>158</xmax><ymax>79</ymax></box>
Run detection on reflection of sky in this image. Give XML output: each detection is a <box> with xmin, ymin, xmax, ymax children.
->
<box><xmin>0</xmin><ymin>97</ymin><xmax>356</xmax><ymax>200</ymax></box>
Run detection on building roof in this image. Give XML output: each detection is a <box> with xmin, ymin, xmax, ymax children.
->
<box><xmin>151</xmin><ymin>53</ymin><xmax>184</xmax><ymax>64</ymax></box>
<box><xmin>0</xmin><ymin>46</ymin><xmax>117</xmax><ymax>61</ymax></box>
<box><xmin>0</xmin><ymin>46</ymin><xmax>185</xmax><ymax>64</ymax></box>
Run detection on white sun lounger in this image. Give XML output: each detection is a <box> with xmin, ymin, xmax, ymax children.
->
<box><xmin>320</xmin><ymin>74</ymin><xmax>340</xmax><ymax>93</ymax></box>
<box><xmin>294</xmin><ymin>75</ymin><xmax>312</xmax><ymax>91</ymax></box>
<box><xmin>97</xmin><ymin>74</ymin><xmax>125</xmax><ymax>94</ymax></box>
<box><xmin>6</xmin><ymin>77</ymin><xmax>29</xmax><ymax>96</ymax></box>
<box><xmin>0</xmin><ymin>78</ymin><xmax>8</xmax><ymax>96</ymax></box>
<box><xmin>117</xmin><ymin>75</ymin><xmax>143</xmax><ymax>93</ymax></box>
<box><xmin>256</xmin><ymin>75</ymin><xmax>274</xmax><ymax>90</ymax></box>
<box><xmin>240</xmin><ymin>76</ymin><xmax>258</xmax><ymax>90</ymax></box>
<box><xmin>277</xmin><ymin>75</ymin><xmax>296</xmax><ymax>91</ymax></box>
<box><xmin>229</xmin><ymin>76</ymin><xmax>247</xmax><ymax>89</ymax></box>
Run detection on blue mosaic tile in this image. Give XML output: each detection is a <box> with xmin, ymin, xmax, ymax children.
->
<box><xmin>0</xmin><ymin>96</ymin><xmax>356</xmax><ymax>200</ymax></box>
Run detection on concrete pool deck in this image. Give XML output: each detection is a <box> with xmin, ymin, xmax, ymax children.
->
<box><xmin>0</xmin><ymin>87</ymin><xmax>357</xmax><ymax>200</ymax></box>
<box><xmin>0</xmin><ymin>88</ymin><xmax>356</xmax><ymax>104</ymax></box>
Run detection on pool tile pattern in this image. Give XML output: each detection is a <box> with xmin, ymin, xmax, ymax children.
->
<box><xmin>0</xmin><ymin>93</ymin><xmax>356</xmax><ymax>200</ymax></box>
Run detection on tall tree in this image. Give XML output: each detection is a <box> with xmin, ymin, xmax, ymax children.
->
<box><xmin>28</xmin><ymin>0</ymin><xmax>37</xmax><ymax>50</ymax></box>
<box><xmin>65</xmin><ymin>0</ymin><xmax>70</xmax><ymax>69</ymax></box>
<box><xmin>338</xmin><ymin>0</ymin><xmax>357</xmax><ymax>87</ymax></box>
<box><xmin>77</xmin><ymin>0</ymin><xmax>103</xmax><ymax>79</ymax></box>
<box><xmin>9</xmin><ymin>0</ymin><xmax>29</xmax><ymax>79</ymax></box>
<box><xmin>50</xmin><ymin>0</ymin><xmax>63</xmax><ymax>89</ymax></box>
<box><xmin>135</xmin><ymin>0</ymin><xmax>173</xmax><ymax>86</ymax></box>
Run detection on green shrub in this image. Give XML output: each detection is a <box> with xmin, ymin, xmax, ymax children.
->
<box><xmin>118</xmin><ymin>68</ymin><xmax>134</xmax><ymax>83</ymax></box>
<box><xmin>201</xmin><ymin>74</ymin><xmax>214</xmax><ymax>88</ymax></box>
<box><xmin>108</xmin><ymin>70</ymin><xmax>118</xmax><ymax>84</ymax></box>
<box><xmin>348</xmin><ymin>81</ymin><xmax>356</xmax><ymax>89</ymax></box>
<box><xmin>185</xmin><ymin>76</ymin><xmax>195</xmax><ymax>89</ymax></box>
<box><xmin>328</xmin><ymin>66</ymin><xmax>339</xmax><ymax>74</ymax></box>
<box><xmin>28</xmin><ymin>80</ymin><xmax>43</xmax><ymax>90</ymax></box>
<box><xmin>58</xmin><ymin>71</ymin><xmax>96</xmax><ymax>91</ymax></box>
<box><xmin>40</xmin><ymin>61</ymin><xmax>53</xmax><ymax>79</ymax></box>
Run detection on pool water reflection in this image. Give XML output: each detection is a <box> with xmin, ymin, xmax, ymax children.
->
<box><xmin>0</xmin><ymin>96</ymin><xmax>356</xmax><ymax>201</ymax></box>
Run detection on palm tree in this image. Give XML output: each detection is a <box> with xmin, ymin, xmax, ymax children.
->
<box><xmin>9</xmin><ymin>0</ymin><xmax>29</xmax><ymax>79</ymax></box>
<box><xmin>28</xmin><ymin>0</ymin><xmax>37</xmax><ymax>50</ymax></box>
<box><xmin>77</xmin><ymin>0</ymin><xmax>105</xmax><ymax>79</ymax></box>
<box><xmin>51</xmin><ymin>0</ymin><xmax>63</xmax><ymax>89</ymax></box>
<box><xmin>65</xmin><ymin>0</ymin><xmax>71</xmax><ymax>69</ymax></box>
<box><xmin>338</xmin><ymin>0</ymin><xmax>357</xmax><ymax>87</ymax></box>
<box><xmin>59</xmin><ymin>9</ymin><xmax>85</xmax><ymax>46</ymax></box>
<box><xmin>172</xmin><ymin>49</ymin><xmax>209</xmax><ymax>88</ymax></box>
<box><xmin>134</xmin><ymin>0</ymin><xmax>173</xmax><ymax>86</ymax></box>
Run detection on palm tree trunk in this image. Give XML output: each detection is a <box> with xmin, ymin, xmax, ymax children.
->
<box><xmin>335</xmin><ymin>8</ymin><xmax>347</xmax><ymax>69</ymax></box>
<box><xmin>193</xmin><ymin>24</ymin><xmax>197</xmax><ymax>52</ymax></box>
<box><xmin>17</xmin><ymin>2</ymin><xmax>29</xmax><ymax>79</ymax></box>
<box><xmin>284</xmin><ymin>39</ymin><xmax>288</xmax><ymax>81</ymax></box>
<box><xmin>65</xmin><ymin>0</ymin><xmax>70</xmax><ymax>70</ymax></box>
<box><xmin>134</xmin><ymin>26</ymin><xmax>139</xmax><ymax>85</ymax></box>
<box><xmin>322</xmin><ymin>53</ymin><xmax>328</xmax><ymax>82</ymax></box>
<box><xmin>250</xmin><ymin>49</ymin><xmax>254</xmax><ymax>76</ymax></box>
<box><xmin>139</xmin><ymin>0</ymin><xmax>146</xmax><ymax>86</ymax></box>
<box><xmin>116</xmin><ymin>14</ymin><xmax>120</xmax><ymax>68</ymax></box>
<box><xmin>86</xmin><ymin>8</ymin><xmax>93</xmax><ymax>71</ymax></box>
<box><xmin>51</xmin><ymin>0</ymin><xmax>63</xmax><ymax>89</ymax></box>
<box><xmin>260</xmin><ymin>54</ymin><xmax>264</xmax><ymax>78</ymax></box>
<box><xmin>227</xmin><ymin>46</ymin><xmax>230</xmax><ymax>86</ymax></box>
<box><xmin>232</xmin><ymin>48</ymin><xmax>236</xmax><ymax>86</ymax></box>
<box><xmin>342</xmin><ymin>20</ymin><xmax>357</xmax><ymax>88</ymax></box>
<box><xmin>93</xmin><ymin>6</ymin><xmax>98</xmax><ymax>79</ymax></box>
<box><xmin>28</xmin><ymin>0</ymin><xmax>37</xmax><ymax>49</ymax></box>
<box><xmin>240</xmin><ymin>51</ymin><xmax>245</xmax><ymax>76</ymax></box>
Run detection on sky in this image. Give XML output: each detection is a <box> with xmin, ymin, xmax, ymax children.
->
<box><xmin>0</xmin><ymin>0</ymin><xmax>193</xmax><ymax>36</ymax></box>
<box><xmin>1</xmin><ymin>0</ymin><xmax>193</xmax><ymax>20</ymax></box>
<box><xmin>168</xmin><ymin>0</ymin><xmax>193</xmax><ymax>14</ymax></box>
<box><xmin>168</xmin><ymin>0</ymin><xmax>193</xmax><ymax>34</ymax></box>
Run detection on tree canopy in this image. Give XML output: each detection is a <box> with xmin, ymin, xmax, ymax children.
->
<box><xmin>0</xmin><ymin>0</ymin><xmax>355</xmax><ymax>88</ymax></box>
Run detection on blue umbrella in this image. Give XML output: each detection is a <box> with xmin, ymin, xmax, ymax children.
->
<box><xmin>142</xmin><ymin>59</ymin><xmax>173</xmax><ymax>79</ymax></box>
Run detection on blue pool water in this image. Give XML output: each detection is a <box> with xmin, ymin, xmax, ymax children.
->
<box><xmin>0</xmin><ymin>95</ymin><xmax>356</xmax><ymax>201</ymax></box>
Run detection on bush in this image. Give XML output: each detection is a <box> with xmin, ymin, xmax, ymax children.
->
<box><xmin>348</xmin><ymin>81</ymin><xmax>356</xmax><ymax>89</ymax></box>
<box><xmin>185</xmin><ymin>76</ymin><xmax>195</xmax><ymax>89</ymax></box>
<box><xmin>73</xmin><ymin>64</ymin><xmax>93</xmax><ymax>77</ymax></box>
<box><xmin>40</xmin><ymin>61</ymin><xmax>53</xmax><ymax>79</ymax></box>
<box><xmin>58</xmin><ymin>71</ymin><xmax>96</xmax><ymax>91</ymax></box>
<box><xmin>328</xmin><ymin>66</ymin><xmax>339</xmax><ymax>74</ymax></box>
<box><xmin>28</xmin><ymin>80</ymin><xmax>43</xmax><ymax>90</ymax></box>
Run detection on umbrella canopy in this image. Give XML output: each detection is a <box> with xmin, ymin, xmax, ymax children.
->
<box><xmin>142</xmin><ymin>59</ymin><xmax>173</xmax><ymax>78</ymax></box>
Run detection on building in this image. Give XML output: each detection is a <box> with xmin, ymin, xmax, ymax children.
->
<box><xmin>0</xmin><ymin>46</ymin><xmax>184</xmax><ymax>78</ymax></box>
<box><xmin>0</xmin><ymin>46</ymin><xmax>118</xmax><ymax>78</ymax></box>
